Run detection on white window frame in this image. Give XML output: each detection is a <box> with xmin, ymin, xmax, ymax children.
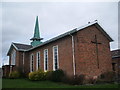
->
<box><xmin>53</xmin><ymin>45</ymin><xmax>59</xmax><ymax>71</ymax></box>
<box><xmin>30</xmin><ymin>54</ymin><xmax>34</xmax><ymax>72</ymax></box>
<box><xmin>11</xmin><ymin>49</ymin><xmax>16</xmax><ymax>65</ymax></box>
<box><xmin>44</xmin><ymin>49</ymin><xmax>48</xmax><ymax>72</ymax></box>
<box><xmin>36</xmin><ymin>51</ymin><xmax>40</xmax><ymax>71</ymax></box>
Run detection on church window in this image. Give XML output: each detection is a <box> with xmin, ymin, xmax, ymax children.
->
<box><xmin>30</xmin><ymin>54</ymin><xmax>34</xmax><ymax>72</ymax></box>
<box><xmin>36</xmin><ymin>52</ymin><xmax>40</xmax><ymax>70</ymax></box>
<box><xmin>44</xmin><ymin>49</ymin><xmax>48</xmax><ymax>71</ymax></box>
<box><xmin>53</xmin><ymin>46</ymin><xmax>59</xmax><ymax>71</ymax></box>
<box><xmin>11</xmin><ymin>49</ymin><xmax>16</xmax><ymax>65</ymax></box>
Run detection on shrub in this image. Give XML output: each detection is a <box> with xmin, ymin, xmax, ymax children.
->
<box><xmin>62</xmin><ymin>74</ymin><xmax>86</xmax><ymax>85</ymax></box>
<box><xmin>102</xmin><ymin>71</ymin><xmax>115</xmax><ymax>82</ymax></box>
<box><xmin>28</xmin><ymin>70</ymin><xmax>46</xmax><ymax>81</ymax></box>
<box><xmin>9</xmin><ymin>71</ymin><xmax>20</xmax><ymax>79</ymax></box>
<box><xmin>87</xmin><ymin>76</ymin><xmax>97</xmax><ymax>84</ymax></box>
<box><xmin>50</xmin><ymin>69</ymin><xmax>65</xmax><ymax>82</ymax></box>
<box><xmin>45</xmin><ymin>71</ymin><xmax>53</xmax><ymax>80</ymax></box>
<box><xmin>97</xmin><ymin>71</ymin><xmax>115</xmax><ymax>83</ymax></box>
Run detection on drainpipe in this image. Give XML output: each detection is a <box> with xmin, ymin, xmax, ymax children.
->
<box><xmin>23</xmin><ymin>52</ymin><xmax>25</xmax><ymax>73</ymax></box>
<box><xmin>69</xmin><ymin>34</ymin><xmax>76</xmax><ymax>76</ymax></box>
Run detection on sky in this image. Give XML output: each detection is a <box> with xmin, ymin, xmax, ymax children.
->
<box><xmin>0</xmin><ymin>1</ymin><xmax>119</xmax><ymax>67</ymax></box>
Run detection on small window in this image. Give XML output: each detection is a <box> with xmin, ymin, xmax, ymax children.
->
<box><xmin>30</xmin><ymin>54</ymin><xmax>34</xmax><ymax>72</ymax></box>
<box><xmin>53</xmin><ymin>46</ymin><xmax>59</xmax><ymax>71</ymax></box>
<box><xmin>44</xmin><ymin>49</ymin><xmax>48</xmax><ymax>71</ymax></box>
<box><xmin>36</xmin><ymin>52</ymin><xmax>40</xmax><ymax>70</ymax></box>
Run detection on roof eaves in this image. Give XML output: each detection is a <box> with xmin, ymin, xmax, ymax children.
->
<box><xmin>7</xmin><ymin>43</ymin><xmax>19</xmax><ymax>56</ymax></box>
<box><xmin>18</xmin><ymin>49</ymin><xmax>26</xmax><ymax>52</ymax></box>
<box><xmin>76</xmin><ymin>21</ymin><xmax>113</xmax><ymax>42</ymax></box>
<box><xmin>27</xmin><ymin>29</ymin><xmax>77</xmax><ymax>51</ymax></box>
<box><xmin>76</xmin><ymin>20</ymin><xmax>98</xmax><ymax>31</ymax></box>
<box><xmin>12</xmin><ymin>43</ymin><xmax>19</xmax><ymax>50</ymax></box>
<box><xmin>26</xmin><ymin>21</ymin><xmax>113</xmax><ymax>51</ymax></box>
<box><xmin>94</xmin><ymin>23</ymin><xmax>113</xmax><ymax>42</ymax></box>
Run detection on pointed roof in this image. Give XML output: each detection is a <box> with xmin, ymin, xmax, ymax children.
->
<box><xmin>13</xmin><ymin>43</ymin><xmax>32</xmax><ymax>50</ymax></box>
<box><xmin>30</xmin><ymin>16</ymin><xmax>42</xmax><ymax>40</ymax></box>
<box><xmin>7</xmin><ymin>43</ymin><xmax>32</xmax><ymax>55</ymax></box>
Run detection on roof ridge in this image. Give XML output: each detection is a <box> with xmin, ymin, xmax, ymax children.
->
<box><xmin>13</xmin><ymin>42</ymin><xmax>31</xmax><ymax>46</ymax></box>
<box><xmin>26</xmin><ymin>21</ymin><xmax>113</xmax><ymax>51</ymax></box>
<box><xmin>76</xmin><ymin>20</ymin><xmax>98</xmax><ymax>30</ymax></box>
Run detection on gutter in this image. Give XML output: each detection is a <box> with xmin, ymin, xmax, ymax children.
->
<box><xmin>69</xmin><ymin>34</ymin><xmax>76</xmax><ymax>76</ymax></box>
<box><xmin>23</xmin><ymin>51</ymin><xmax>25</xmax><ymax>73</ymax></box>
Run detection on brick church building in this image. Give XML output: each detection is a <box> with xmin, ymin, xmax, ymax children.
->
<box><xmin>2</xmin><ymin>17</ymin><xmax>113</xmax><ymax>78</ymax></box>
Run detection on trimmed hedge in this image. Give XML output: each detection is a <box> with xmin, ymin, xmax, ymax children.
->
<box><xmin>28</xmin><ymin>70</ymin><xmax>46</xmax><ymax>81</ymax></box>
<box><xmin>28</xmin><ymin>69</ymin><xmax>65</xmax><ymax>82</ymax></box>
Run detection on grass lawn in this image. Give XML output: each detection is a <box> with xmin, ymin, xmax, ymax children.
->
<box><xmin>2</xmin><ymin>78</ymin><xmax>119</xmax><ymax>88</ymax></box>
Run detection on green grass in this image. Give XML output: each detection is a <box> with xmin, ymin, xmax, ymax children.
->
<box><xmin>2</xmin><ymin>78</ymin><xmax>119</xmax><ymax>88</ymax></box>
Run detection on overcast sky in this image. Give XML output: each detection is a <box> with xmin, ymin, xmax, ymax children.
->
<box><xmin>1</xmin><ymin>1</ymin><xmax>118</xmax><ymax>67</ymax></box>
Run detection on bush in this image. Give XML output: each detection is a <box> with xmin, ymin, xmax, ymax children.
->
<box><xmin>9</xmin><ymin>71</ymin><xmax>20</xmax><ymax>79</ymax></box>
<box><xmin>62</xmin><ymin>74</ymin><xmax>86</xmax><ymax>85</ymax></box>
<box><xmin>87</xmin><ymin>76</ymin><xmax>97</xmax><ymax>84</ymax></box>
<box><xmin>45</xmin><ymin>71</ymin><xmax>53</xmax><ymax>80</ymax></box>
<box><xmin>50</xmin><ymin>69</ymin><xmax>65</xmax><ymax>82</ymax></box>
<box><xmin>99</xmin><ymin>71</ymin><xmax>115</xmax><ymax>82</ymax></box>
<box><xmin>96</xmin><ymin>71</ymin><xmax>115</xmax><ymax>84</ymax></box>
<box><xmin>28</xmin><ymin>70</ymin><xmax>46</xmax><ymax>81</ymax></box>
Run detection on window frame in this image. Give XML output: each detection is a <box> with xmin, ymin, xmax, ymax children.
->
<box><xmin>30</xmin><ymin>54</ymin><xmax>34</xmax><ymax>72</ymax></box>
<box><xmin>36</xmin><ymin>51</ymin><xmax>40</xmax><ymax>71</ymax></box>
<box><xmin>44</xmin><ymin>49</ymin><xmax>48</xmax><ymax>71</ymax></box>
<box><xmin>11</xmin><ymin>49</ymin><xmax>16</xmax><ymax>65</ymax></box>
<box><xmin>53</xmin><ymin>45</ymin><xmax>59</xmax><ymax>71</ymax></box>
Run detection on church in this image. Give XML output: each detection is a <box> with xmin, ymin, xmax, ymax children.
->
<box><xmin>2</xmin><ymin>16</ymin><xmax>113</xmax><ymax>78</ymax></box>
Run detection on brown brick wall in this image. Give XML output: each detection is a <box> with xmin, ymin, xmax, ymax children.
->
<box><xmin>74</xmin><ymin>25</ymin><xmax>112</xmax><ymax>77</ymax></box>
<box><xmin>28</xmin><ymin>36</ymin><xmax>73</xmax><ymax>76</ymax></box>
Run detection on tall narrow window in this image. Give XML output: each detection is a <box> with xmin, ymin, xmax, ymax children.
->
<box><xmin>36</xmin><ymin>52</ymin><xmax>40</xmax><ymax>70</ymax></box>
<box><xmin>44</xmin><ymin>49</ymin><xmax>48</xmax><ymax>71</ymax></box>
<box><xmin>53</xmin><ymin>46</ymin><xmax>59</xmax><ymax>71</ymax></box>
<box><xmin>11</xmin><ymin>49</ymin><xmax>16</xmax><ymax>65</ymax></box>
<box><xmin>30</xmin><ymin>54</ymin><xmax>34</xmax><ymax>72</ymax></box>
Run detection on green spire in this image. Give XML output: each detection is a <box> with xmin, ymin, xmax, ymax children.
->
<box><xmin>30</xmin><ymin>16</ymin><xmax>43</xmax><ymax>47</ymax></box>
<box><xmin>34</xmin><ymin>16</ymin><xmax>40</xmax><ymax>39</ymax></box>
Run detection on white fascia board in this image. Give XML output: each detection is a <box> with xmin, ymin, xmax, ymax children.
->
<box><xmin>76</xmin><ymin>20</ymin><xmax>97</xmax><ymax>31</ymax></box>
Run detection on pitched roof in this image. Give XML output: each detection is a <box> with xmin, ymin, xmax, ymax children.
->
<box><xmin>13</xmin><ymin>43</ymin><xmax>32</xmax><ymax>50</ymax></box>
<box><xmin>7</xmin><ymin>21</ymin><xmax>114</xmax><ymax>54</ymax></box>
<box><xmin>111</xmin><ymin>49</ymin><xmax>120</xmax><ymax>58</ymax></box>
<box><xmin>7</xmin><ymin>43</ymin><xmax>32</xmax><ymax>55</ymax></box>
<box><xmin>27</xmin><ymin>21</ymin><xmax>113</xmax><ymax>51</ymax></box>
